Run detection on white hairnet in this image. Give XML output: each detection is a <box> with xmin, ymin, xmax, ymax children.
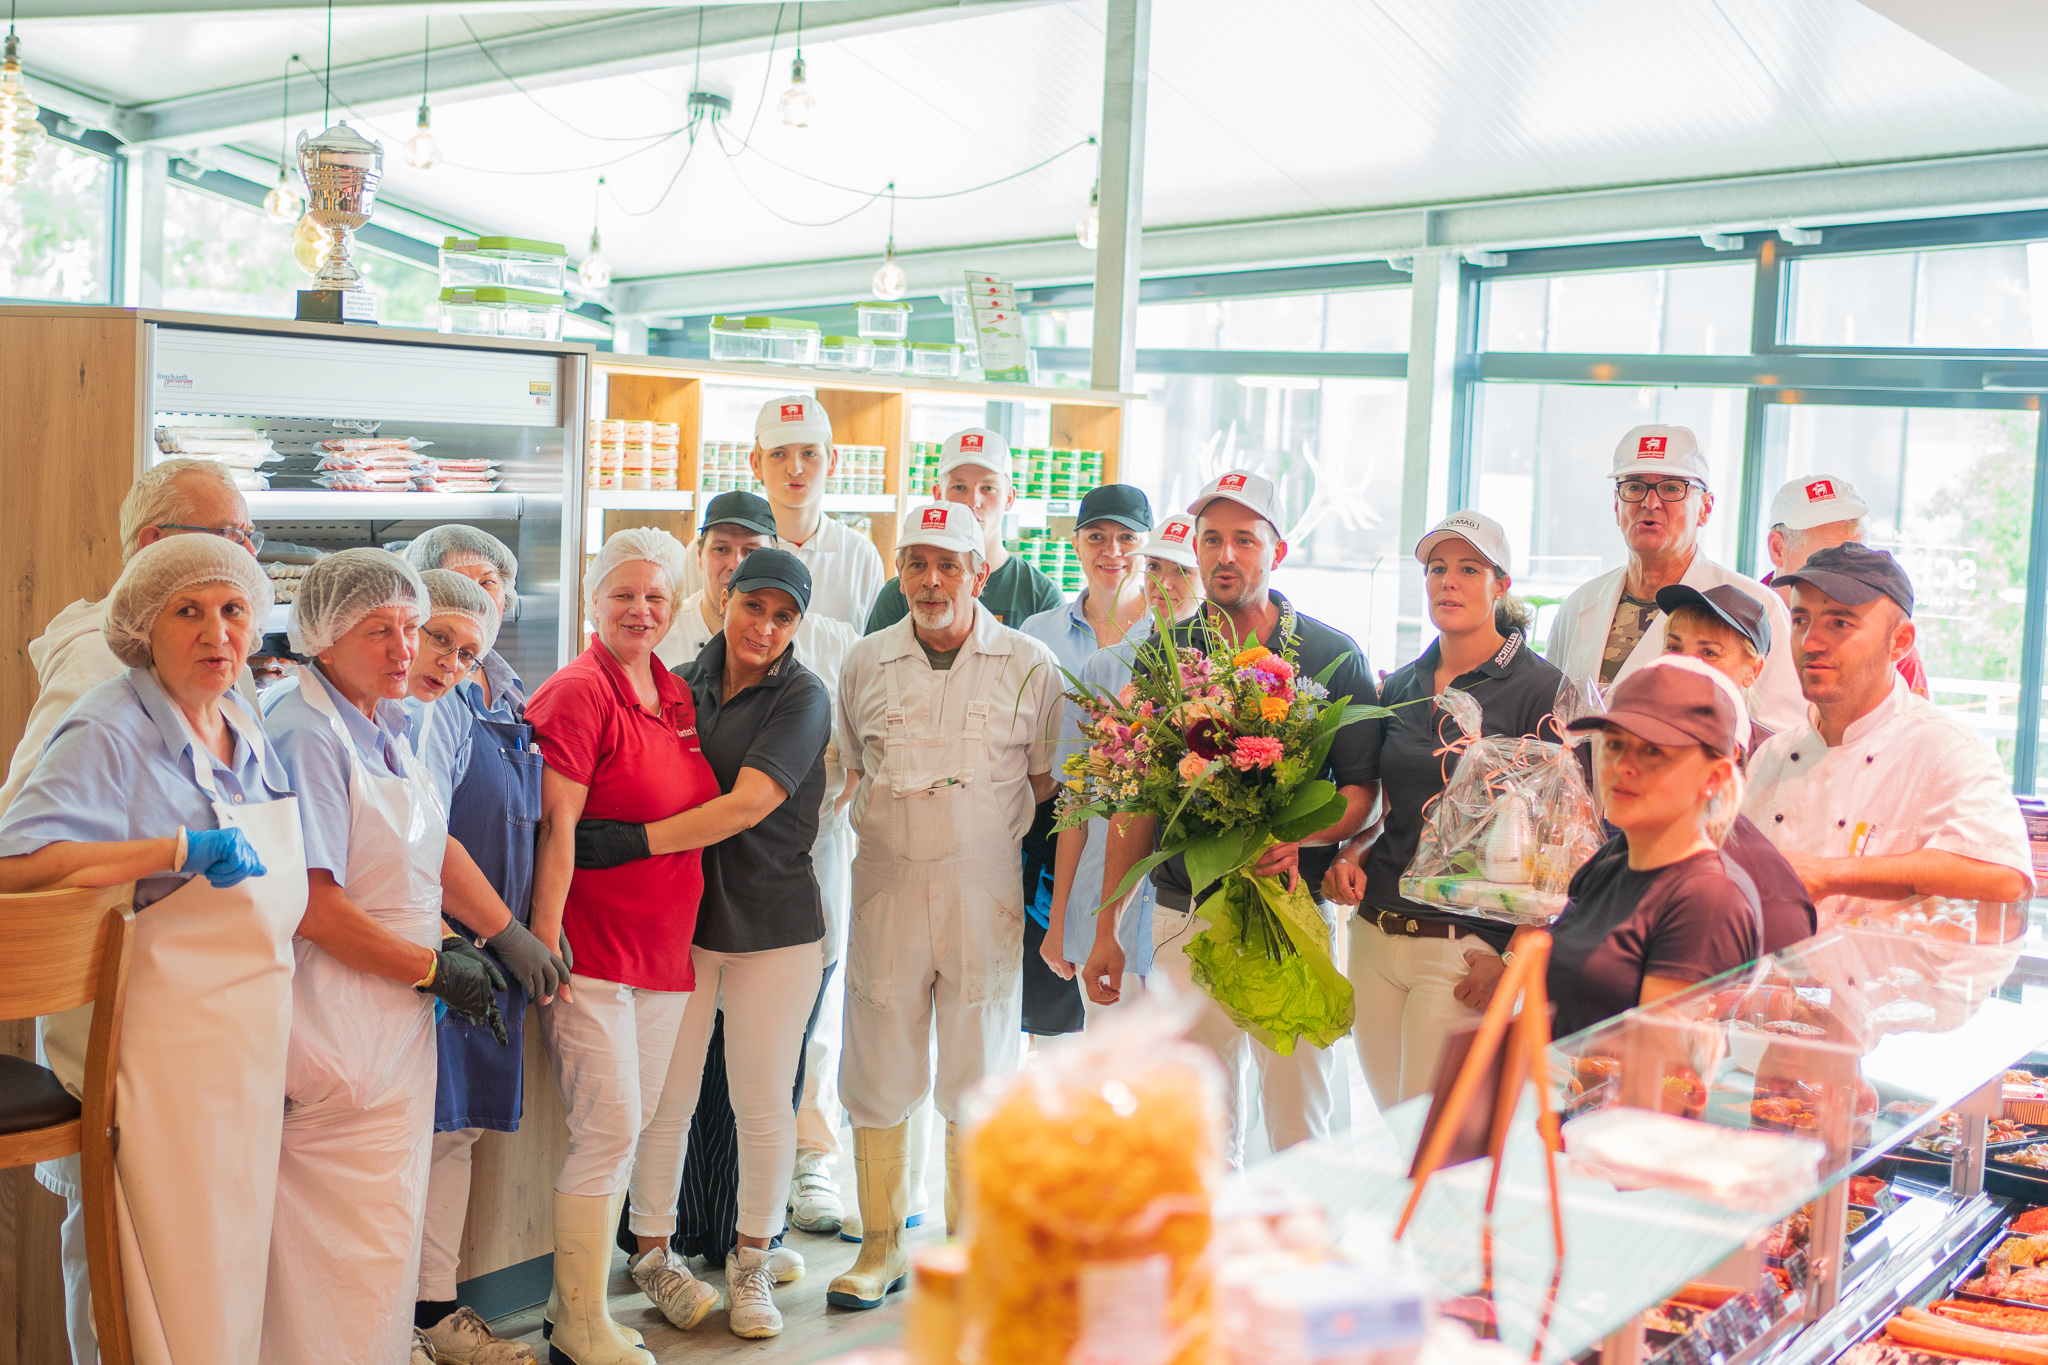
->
<box><xmin>288</xmin><ymin>547</ymin><xmax>431</xmax><ymax>657</ymax></box>
<box><xmin>404</xmin><ymin>524</ymin><xmax>518</xmax><ymax>591</ymax></box>
<box><xmin>419</xmin><ymin>568</ymin><xmax>502</xmax><ymax>653</ymax></box>
<box><xmin>584</xmin><ymin>526</ymin><xmax>690</xmax><ymax>619</ymax></box>
<box><xmin>103</xmin><ymin>533</ymin><xmax>274</xmax><ymax>669</ymax></box>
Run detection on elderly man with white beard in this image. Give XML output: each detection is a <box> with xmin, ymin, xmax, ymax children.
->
<box><xmin>825</xmin><ymin>501</ymin><xmax>1062</xmax><ymax>1311</ymax></box>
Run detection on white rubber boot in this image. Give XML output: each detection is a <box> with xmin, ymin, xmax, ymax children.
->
<box><xmin>825</xmin><ymin>1124</ymin><xmax>910</xmax><ymax>1310</ymax></box>
<box><xmin>839</xmin><ymin>1100</ymin><xmax>929</xmax><ymax>1242</ymax></box>
<box><xmin>545</xmin><ymin>1192</ymin><xmax>654</xmax><ymax>1365</ymax></box>
<box><xmin>545</xmin><ymin>1194</ymin><xmax>644</xmax><ymax>1350</ymax></box>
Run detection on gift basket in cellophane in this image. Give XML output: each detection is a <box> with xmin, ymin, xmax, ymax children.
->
<box><xmin>1398</xmin><ymin>682</ymin><xmax>1604</xmax><ymax>925</ymax></box>
<box><xmin>956</xmin><ymin>1000</ymin><xmax>1226</xmax><ymax>1365</ymax></box>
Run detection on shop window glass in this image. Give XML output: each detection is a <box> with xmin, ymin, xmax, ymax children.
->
<box><xmin>1482</xmin><ymin>263</ymin><xmax>1752</xmax><ymax>355</ymax></box>
<box><xmin>1028</xmin><ymin>289</ymin><xmax>1412</xmax><ymax>354</ymax></box>
<box><xmin>1118</xmin><ymin>373</ymin><xmax>1408</xmax><ymax>668</ymax></box>
<box><xmin>1471</xmin><ymin>383</ymin><xmax>1748</xmax><ymax>647</ymax></box>
<box><xmin>1785</xmin><ymin>243</ymin><xmax>2048</xmax><ymax>350</ymax></box>
<box><xmin>1752</xmin><ymin>403</ymin><xmax>2036</xmax><ymax>778</ymax></box>
<box><xmin>0</xmin><ymin>139</ymin><xmax>111</xmax><ymax>303</ymax></box>
<box><xmin>162</xmin><ymin>182</ymin><xmax>438</xmax><ymax>327</ymax></box>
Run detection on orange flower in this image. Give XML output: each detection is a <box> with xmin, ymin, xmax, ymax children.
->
<box><xmin>1233</xmin><ymin>645</ymin><xmax>1273</xmax><ymax>668</ymax></box>
<box><xmin>1260</xmin><ymin>695</ymin><xmax>1289</xmax><ymax>722</ymax></box>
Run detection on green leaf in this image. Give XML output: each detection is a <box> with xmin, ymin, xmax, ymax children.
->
<box><xmin>1270</xmin><ymin>789</ymin><xmax>1350</xmax><ymax>844</ymax></box>
<box><xmin>1314</xmin><ymin>651</ymin><xmax>1354</xmax><ymax>688</ymax></box>
<box><xmin>1182</xmin><ymin>827</ymin><xmax>1253</xmax><ymax>895</ymax></box>
<box><xmin>1108</xmin><ymin>846</ymin><xmax>1178</xmax><ymax>903</ymax></box>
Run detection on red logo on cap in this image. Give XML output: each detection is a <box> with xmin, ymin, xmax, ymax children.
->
<box><xmin>920</xmin><ymin>506</ymin><xmax>950</xmax><ymax>530</ymax></box>
<box><xmin>1805</xmin><ymin>479</ymin><xmax>1836</xmax><ymax>502</ymax></box>
<box><xmin>959</xmin><ymin>433</ymin><xmax>983</xmax><ymax>452</ymax></box>
<box><xmin>1218</xmin><ymin>473</ymin><xmax>1249</xmax><ymax>492</ymax></box>
<box><xmin>1163</xmin><ymin>521</ymin><xmax>1190</xmax><ymax>543</ymax></box>
<box><xmin>1637</xmin><ymin>436</ymin><xmax>1667</xmax><ymax>457</ymax></box>
<box><xmin>779</xmin><ymin>402</ymin><xmax>804</xmax><ymax>422</ymax></box>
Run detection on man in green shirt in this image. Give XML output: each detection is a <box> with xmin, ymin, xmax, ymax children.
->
<box><xmin>863</xmin><ymin>427</ymin><xmax>1061</xmax><ymax>634</ymax></box>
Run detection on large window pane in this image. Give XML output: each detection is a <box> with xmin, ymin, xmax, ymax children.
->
<box><xmin>1029</xmin><ymin>288</ymin><xmax>1412</xmax><ymax>354</ymax></box>
<box><xmin>0</xmin><ymin>139</ymin><xmax>110</xmax><ymax>303</ymax></box>
<box><xmin>1472</xmin><ymin>383</ymin><xmax>1748</xmax><ymax>647</ymax></box>
<box><xmin>1785</xmin><ymin>244</ymin><xmax>2048</xmax><ymax>350</ymax></box>
<box><xmin>1752</xmin><ymin>404</ymin><xmax>2035</xmax><ymax>777</ymax></box>
<box><xmin>1482</xmin><ymin>263</ymin><xmax>1752</xmax><ymax>355</ymax></box>
<box><xmin>1120</xmin><ymin>373</ymin><xmax>1407</xmax><ymax>669</ymax></box>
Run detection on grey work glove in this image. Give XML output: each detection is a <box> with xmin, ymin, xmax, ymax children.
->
<box><xmin>423</xmin><ymin>935</ymin><xmax>509</xmax><ymax>1045</ymax></box>
<box><xmin>485</xmin><ymin>918</ymin><xmax>571</xmax><ymax>1000</ymax></box>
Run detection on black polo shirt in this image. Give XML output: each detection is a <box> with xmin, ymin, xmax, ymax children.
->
<box><xmin>1360</xmin><ymin>630</ymin><xmax>1566</xmax><ymax>953</ymax></box>
<box><xmin>1148</xmin><ymin>592</ymin><xmax>1381</xmax><ymax>909</ymax></box>
<box><xmin>675</xmin><ymin>634</ymin><xmax>832</xmax><ymax>953</ymax></box>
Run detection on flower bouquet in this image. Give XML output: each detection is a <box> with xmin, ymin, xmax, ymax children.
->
<box><xmin>1055</xmin><ymin>626</ymin><xmax>1392</xmax><ymax>1055</ymax></box>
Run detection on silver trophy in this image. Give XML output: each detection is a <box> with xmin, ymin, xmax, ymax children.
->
<box><xmin>295</xmin><ymin>121</ymin><xmax>383</xmax><ymax>323</ymax></box>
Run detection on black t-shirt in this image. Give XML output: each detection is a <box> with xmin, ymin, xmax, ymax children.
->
<box><xmin>675</xmin><ymin>635</ymin><xmax>831</xmax><ymax>953</ymax></box>
<box><xmin>1360</xmin><ymin>630</ymin><xmax>1565</xmax><ymax>952</ymax></box>
<box><xmin>1722</xmin><ymin>814</ymin><xmax>1816</xmax><ymax>953</ymax></box>
<box><xmin>1547</xmin><ymin>837</ymin><xmax>1763</xmax><ymax>1039</ymax></box>
<box><xmin>1147</xmin><ymin>593</ymin><xmax>1382</xmax><ymax>907</ymax></box>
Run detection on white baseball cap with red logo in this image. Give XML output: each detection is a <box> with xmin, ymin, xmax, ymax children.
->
<box><xmin>935</xmin><ymin>427</ymin><xmax>1012</xmax><ymax>483</ymax></box>
<box><xmin>898</xmin><ymin>501</ymin><xmax>983</xmax><ymax>556</ymax></box>
<box><xmin>1768</xmin><ymin>472</ymin><xmax>1871</xmax><ymax>532</ymax></box>
<box><xmin>1610</xmin><ymin>424</ymin><xmax>1711</xmax><ymax>482</ymax></box>
<box><xmin>1142</xmin><ymin>514</ymin><xmax>1199</xmax><ymax>568</ymax></box>
<box><xmin>1187</xmin><ymin>468</ymin><xmax>1285</xmax><ymax>533</ymax></box>
<box><xmin>754</xmin><ymin>394</ymin><xmax>834</xmax><ymax>450</ymax></box>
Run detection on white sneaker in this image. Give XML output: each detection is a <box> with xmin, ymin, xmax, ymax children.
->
<box><xmin>410</xmin><ymin>1328</ymin><xmax>438</xmax><ymax>1365</ymax></box>
<box><xmin>725</xmin><ymin>1246</ymin><xmax>782</xmax><ymax>1339</ymax></box>
<box><xmin>788</xmin><ymin>1150</ymin><xmax>843</xmax><ymax>1234</ymax></box>
<box><xmin>629</xmin><ymin>1245</ymin><xmax>718</xmax><ymax>1331</ymax></box>
<box><xmin>766</xmin><ymin>1243</ymin><xmax>805</xmax><ymax>1283</ymax></box>
<box><xmin>423</xmin><ymin>1305</ymin><xmax>537</xmax><ymax>1364</ymax></box>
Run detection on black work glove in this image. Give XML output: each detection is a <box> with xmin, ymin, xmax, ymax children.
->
<box><xmin>485</xmin><ymin>918</ymin><xmax>571</xmax><ymax>1000</ymax></box>
<box><xmin>422</xmin><ymin>935</ymin><xmax>509</xmax><ymax>1044</ymax></box>
<box><xmin>574</xmin><ymin>818</ymin><xmax>652</xmax><ymax>870</ymax></box>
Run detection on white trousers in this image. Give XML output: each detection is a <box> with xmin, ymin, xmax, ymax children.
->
<box><xmin>840</xmin><ymin>862</ymin><xmax>1024</xmax><ymax>1129</ymax></box>
<box><xmin>1348</xmin><ymin>920</ymin><xmax>1497</xmax><ymax>1108</ymax></box>
<box><xmin>630</xmin><ymin>942</ymin><xmax>824</xmax><ymax>1240</ymax></box>
<box><xmin>1149</xmin><ymin>903</ymin><xmax>1338</xmax><ymax>1168</ymax></box>
<box><xmin>418</xmin><ymin>1128</ymin><xmax>482</xmax><ymax>1302</ymax></box>
<box><xmin>538</xmin><ymin>974</ymin><xmax>693</xmax><ymax>1196</ymax></box>
<box><xmin>797</xmin><ymin>820</ymin><xmax>854</xmax><ymax>1158</ymax></box>
<box><xmin>59</xmin><ymin>1181</ymin><xmax>97</xmax><ymax>1365</ymax></box>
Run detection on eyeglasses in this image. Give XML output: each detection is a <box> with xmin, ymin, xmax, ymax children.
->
<box><xmin>160</xmin><ymin>523</ymin><xmax>267</xmax><ymax>553</ymax></box>
<box><xmin>1615</xmin><ymin>479</ymin><xmax>1704</xmax><ymax>504</ymax></box>
<box><xmin>420</xmin><ymin>627</ymin><xmax>482</xmax><ymax>674</ymax></box>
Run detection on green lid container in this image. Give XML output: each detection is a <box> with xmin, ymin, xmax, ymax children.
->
<box><xmin>714</xmin><ymin>315</ymin><xmax>824</xmax><ymax>332</ymax></box>
<box><xmin>442</xmin><ymin>236</ymin><xmax>568</xmax><ymax>258</ymax></box>
<box><xmin>909</xmin><ymin>341</ymin><xmax>965</xmax><ymax>352</ymax></box>
<box><xmin>439</xmin><ymin>286</ymin><xmax>564</xmax><ymax>308</ymax></box>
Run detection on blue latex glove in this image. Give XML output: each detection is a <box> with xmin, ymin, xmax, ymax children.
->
<box><xmin>181</xmin><ymin>827</ymin><xmax>267</xmax><ymax>888</ymax></box>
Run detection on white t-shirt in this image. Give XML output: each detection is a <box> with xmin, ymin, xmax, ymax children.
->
<box><xmin>1</xmin><ymin>600</ymin><xmax>124</xmax><ymax>815</ymax></box>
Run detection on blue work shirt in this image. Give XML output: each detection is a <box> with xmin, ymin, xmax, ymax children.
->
<box><xmin>402</xmin><ymin>695</ymin><xmax>474</xmax><ymax>812</ymax></box>
<box><xmin>0</xmin><ymin>668</ymin><xmax>292</xmax><ymax>911</ymax></box>
<box><xmin>1020</xmin><ymin>595</ymin><xmax>1157</xmax><ymax>976</ymax></box>
<box><xmin>264</xmin><ymin>663</ymin><xmax>412</xmax><ymax>884</ymax></box>
<box><xmin>458</xmin><ymin>649</ymin><xmax>527</xmax><ymax>723</ymax></box>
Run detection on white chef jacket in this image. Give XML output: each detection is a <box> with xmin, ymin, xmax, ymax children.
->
<box><xmin>836</xmin><ymin>605</ymin><xmax>1061</xmax><ymax>844</ymax></box>
<box><xmin>1742</xmin><ymin>672</ymin><xmax>2032</xmax><ymax>924</ymax></box>
<box><xmin>1547</xmin><ymin>552</ymin><xmax>1804</xmax><ymax>733</ymax></box>
<box><xmin>675</xmin><ymin>513</ymin><xmax>886</xmax><ymax>635</ymax></box>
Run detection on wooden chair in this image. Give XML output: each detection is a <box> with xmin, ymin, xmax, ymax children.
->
<box><xmin>0</xmin><ymin>885</ymin><xmax>136</xmax><ymax>1365</ymax></box>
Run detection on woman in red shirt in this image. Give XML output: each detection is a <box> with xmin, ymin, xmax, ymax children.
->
<box><xmin>527</xmin><ymin>527</ymin><xmax>723</xmax><ymax>1364</ymax></box>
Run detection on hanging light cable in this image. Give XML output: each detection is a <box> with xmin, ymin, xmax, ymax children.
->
<box><xmin>1076</xmin><ymin>135</ymin><xmax>1100</xmax><ymax>250</ymax></box>
<box><xmin>405</xmin><ymin>15</ymin><xmax>439</xmax><ymax>169</ymax></box>
<box><xmin>263</xmin><ymin>54</ymin><xmax>304</xmax><ymax>222</ymax></box>
<box><xmin>0</xmin><ymin>0</ymin><xmax>46</xmax><ymax>189</ymax></box>
<box><xmin>871</xmin><ymin>181</ymin><xmax>906</xmax><ymax>300</ymax></box>
<box><xmin>778</xmin><ymin>2</ymin><xmax>814</xmax><ymax>128</ymax></box>
<box><xmin>580</xmin><ymin>176</ymin><xmax>612</xmax><ymax>289</ymax></box>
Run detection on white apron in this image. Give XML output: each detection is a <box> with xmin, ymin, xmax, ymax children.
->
<box><xmin>261</xmin><ymin>677</ymin><xmax>445</xmax><ymax>1365</ymax></box>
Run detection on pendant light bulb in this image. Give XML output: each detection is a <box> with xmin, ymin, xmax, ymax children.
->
<box><xmin>263</xmin><ymin>164</ymin><xmax>303</xmax><ymax>223</ymax></box>
<box><xmin>871</xmin><ymin>243</ymin><xmax>907</xmax><ymax>301</ymax></box>
<box><xmin>1076</xmin><ymin>182</ymin><xmax>1100</xmax><ymax>251</ymax></box>
<box><xmin>405</xmin><ymin>100</ymin><xmax>440</xmax><ymax>170</ymax></box>
<box><xmin>580</xmin><ymin>230</ymin><xmax>612</xmax><ymax>290</ymax></box>
<box><xmin>779</xmin><ymin>54</ymin><xmax>814</xmax><ymax>128</ymax></box>
<box><xmin>0</xmin><ymin>31</ymin><xmax>46</xmax><ymax>189</ymax></box>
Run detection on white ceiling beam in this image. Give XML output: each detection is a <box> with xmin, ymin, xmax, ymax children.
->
<box><xmin>74</xmin><ymin>0</ymin><xmax>1052</xmax><ymax>146</ymax></box>
<box><xmin>18</xmin><ymin>1</ymin><xmax>769</xmax><ymax>16</ymax></box>
<box><xmin>611</xmin><ymin>146</ymin><xmax>2048</xmax><ymax>318</ymax></box>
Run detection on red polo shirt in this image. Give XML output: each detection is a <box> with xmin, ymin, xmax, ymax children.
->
<box><xmin>527</xmin><ymin>641</ymin><xmax>720</xmax><ymax>992</ymax></box>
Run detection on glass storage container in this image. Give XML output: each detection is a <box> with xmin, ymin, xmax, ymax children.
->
<box><xmin>708</xmin><ymin>315</ymin><xmax>821</xmax><ymax>366</ymax></box>
<box><xmin>818</xmin><ymin>335</ymin><xmax>876</xmax><ymax>370</ymax></box>
<box><xmin>856</xmin><ymin>300</ymin><xmax>913</xmax><ymax>339</ymax></box>
<box><xmin>868</xmin><ymin>338</ymin><xmax>909</xmax><ymax>374</ymax></box>
<box><xmin>909</xmin><ymin>341</ymin><xmax>965</xmax><ymax>378</ymax></box>
<box><xmin>439</xmin><ymin>236</ymin><xmax>569</xmax><ymax>294</ymax></box>
<box><xmin>438</xmin><ymin>287</ymin><xmax>566</xmax><ymax>341</ymax></box>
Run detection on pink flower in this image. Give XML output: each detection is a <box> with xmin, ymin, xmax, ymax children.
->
<box><xmin>1254</xmin><ymin>655</ymin><xmax>1295</xmax><ymax>682</ymax></box>
<box><xmin>1118</xmin><ymin>683</ymin><xmax>1139</xmax><ymax>707</ymax></box>
<box><xmin>1231</xmin><ymin>736</ymin><xmax>1285</xmax><ymax>770</ymax></box>
<box><xmin>1177</xmin><ymin>752</ymin><xmax>1212</xmax><ymax>783</ymax></box>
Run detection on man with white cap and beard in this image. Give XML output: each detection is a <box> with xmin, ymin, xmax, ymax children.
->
<box><xmin>1547</xmin><ymin>425</ymin><xmax>1804</xmax><ymax>732</ymax></box>
<box><xmin>1760</xmin><ymin>473</ymin><xmax>1929</xmax><ymax>698</ymax></box>
<box><xmin>827</xmin><ymin>501</ymin><xmax>1061</xmax><ymax>1311</ymax></box>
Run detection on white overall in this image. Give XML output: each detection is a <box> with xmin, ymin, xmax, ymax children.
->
<box><xmin>46</xmin><ymin>702</ymin><xmax>305</xmax><ymax>1365</ymax></box>
<box><xmin>840</xmin><ymin>663</ymin><xmax>1026</xmax><ymax>1130</ymax></box>
<box><xmin>261</xmin><ymin>677</ymin><xmax>445</xmax><ymax>1365</ymax></box>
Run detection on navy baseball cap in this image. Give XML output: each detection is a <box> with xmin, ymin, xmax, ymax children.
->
<box><xmin>700</xmin><ymin>490</ymin><xmax>778</xmax><ymax>540</ymax></box>
<box><xmin>1075</xmin><ymin>483</ymin><xmax>1153</xmax><ymax>534</ymax></box>
<box><xmin>728</xmin><ymin>546</ymin><xmax>811</xmax><ymax>614</ymax></box>
<box><xmin>1656</xmin><ymin>583</ymin><xmax>1772</xmax><ymax>657</ymax></box>
<box><xmin>1779</xmin><ymin>542</ymin><xmax>1914</xmax><ymax>618</ymax></box>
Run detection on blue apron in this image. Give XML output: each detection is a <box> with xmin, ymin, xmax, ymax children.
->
<box><xmin>434</xmin><ymin>684</ymin><xmax>542</xmax><ymax>1133</ymax></box>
